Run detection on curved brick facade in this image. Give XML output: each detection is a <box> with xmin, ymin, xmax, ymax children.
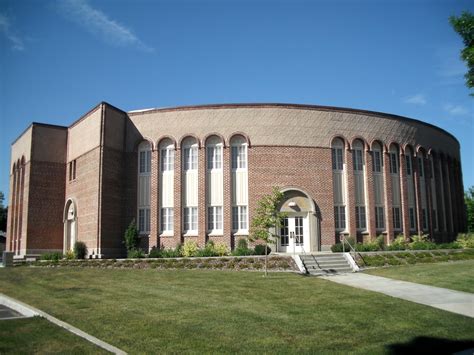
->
<box><xmin>6</xmin><ymin>102</ymin><xmax>466</xmax><ymax>258</ymax></box>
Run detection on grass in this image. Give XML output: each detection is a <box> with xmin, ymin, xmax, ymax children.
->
<box><xmin>0</xmin><ymin>267</ymin><xmax>473</xmax><ymax>354</ymax></box>
<box><xmin>0</xmin><ymin>316</ymin><xmax>108</xmax><ymax>354</ymax></box>
<box><xmin>365</xmin><ymin>259</ymin><xmax>474</xmax><ymax>293</ymax></box>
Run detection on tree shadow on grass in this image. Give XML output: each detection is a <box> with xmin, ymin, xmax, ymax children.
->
<box><xmin>387</xmin><ymin>336</ymin><xmax>474</xmax><ymax>354</ymax></box>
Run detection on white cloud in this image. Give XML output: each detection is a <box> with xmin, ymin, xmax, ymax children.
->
<box><xmin>0</xmin><ymin>13</ymin><xmax>25</xmax><ymax>51</ymax></box>
<box><xmin>57</xmin><ymin>0</ymin><xmax>153</xmax><ymax>52</ymax></box>
<box><xmin>404</xmin><ymin>94</ymin><xmax>426</xmax><ymax>105</ymax></box>
<box><xmin>443</xmin><ymin>104</ymin><xmax>470</xmax><ymax>116</ymax></box>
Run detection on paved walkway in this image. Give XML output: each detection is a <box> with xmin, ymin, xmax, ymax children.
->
<box><xmin>321</xmin><ymin>273</ymin><xmax>474</xmax><ymax>318</ymax></box>
<box><xmin>0</xmin><ymin>293</ymin><xmax>127</xmax><ymax>354</ymax></box>
<box><xmin>0</xmin><ymin>304</ymin><xmax>25</xmax><ymax>320</ymax></box>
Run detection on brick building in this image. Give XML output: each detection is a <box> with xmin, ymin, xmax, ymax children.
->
<box><xmin>6</xmin><ymin>102</ymin><xmax>466</xmax><ymax>258</ymax></box>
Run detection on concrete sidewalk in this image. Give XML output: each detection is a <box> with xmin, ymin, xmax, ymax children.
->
<box><xmin>321</xmin><ymin>273</ymin><xmax>474</xmax><ymax>318</ymax></box>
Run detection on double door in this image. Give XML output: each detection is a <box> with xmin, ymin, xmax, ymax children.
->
<box><xmin>279</xmin><ymin>214</ymin><xmax>308</xmax><ymax>253</ymax></box>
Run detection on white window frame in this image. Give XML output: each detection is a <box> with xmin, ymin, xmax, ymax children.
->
<box><xmin>352</xmin><ymin>149</ymin><xmax>364</xmax><ymax>171</ymax></box>
<box><xmin>375</xmin><ymin>206</ymin><xmax>384</xmax><ymax>230</ymax></box>
<box><xmin>405</xmin><ymin>155</ymin><xmax>412</xmax><ymax>176</ymax></box>
<box><xmin>160</xmin><ymin>207</ymin><xmax>174</xmax><ymax>233</ymax></box>
<box><xmin>355</xmin><ymin>206</ymin><xmax>366</xmax><ymax>230</ymax></box>
<box><xmin>332</xmin><ymin>147</ymin><xmax>344</xmax><ymax>171</ymax></box>
<box><xmin>184</xmin><ymin>207</ymin><xmax>198</xmax><ymax>234</ymax></box>
<box><xmin>184</xmin><ymin>145</ymin><xmax>198</xmax><ymax>171</ymax></box>
<box><xmin>138</xmin><ymin>207</ymin><xmax>151</xmax><ymax>234</ymax></box>
<box><xmin>334</xmin><ymin>205</ymin><xmax>346</xmax><ymax>231</ymax></box>
<box><xmin>208</xmin><ymin>206</ymin><xmax>223</xmax><ymax>233</ymax></box>
<box><xmin>390</xmin><ymin>152</ymin><xmax>398</xmax><ymax>174</ymax></box>
<box><xmin>161</xmin><ymin>147</ymin><xmax>175</xmax><ymax>172</ymax></box>
<box><xmin>231</xmin><ymin>145</ymin><xmax>247</xmax><ymax>170</ymax></box>
<box><xmin>207</xmin><ymin>145</ymin><xmax>223</xmax><ymax>170</ymax></box>
<box><xmin>372</xmin><ymin>150</ymin><xmax>382</xmax><ymax>173</ymax></box>
<box><xmin>232</xmin><ymin>205</ymin><xmax>248</xmax><ymax>232</ymax></box>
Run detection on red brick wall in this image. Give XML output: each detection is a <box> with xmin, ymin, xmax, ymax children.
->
<box><xmin>26</xmin><ymin>161</ymin><xmax>65</xmax><ymax>252</ymax></box>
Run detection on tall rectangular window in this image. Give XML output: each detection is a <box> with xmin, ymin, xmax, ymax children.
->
<box><xmin>334</xmin><ymin>205</ymin><xmax>346</xmax><ymax>230</ymax></box>
<box><xmin>161</xmin><ymin>149</ymin><xmax>174</xmax><ymax>171</ymax></box>
<box><xmin>422</xmin><ymin>208</ymin><xmax>428</xmax><ymax>230</ymax></box>
<box><xmin>392</xmin><ymin>207</ymin><xmax>401</xmax><ymax>230</ymax></box>
<box><xmin>332</xmin><ymin>148</ymin><xmax>343</xmax><ymax>170</ymax></box>
<box><xmin>184</xmin><ymin>207</ymin><xmax>198</xmax><ymax>232</ymax></box>
<box><xmin>418</xmin><ymin>158</ymin><xmax>424</xmax><ymax>177</ymax></box>
<box><xmin>139</xmin><ymin>150</ymin><xmax>151</xmax><ymax>174</ymax></box>
<box><xmin>372</xmin><ymin>151</ymin><xmax>382</xmax><ymax>173</ymax></box>
<box><xmin>409</xmin><ymin>207</ymin><xmax>416</xmax><ymax>230</ymax></box>
<box><xmin>353</xmin><ymin>150</ymin><xmax>363</xmax><ymax>171</ymax></box>
<box><xmin>160</xmin><ymin>208</ymin><xmax>173</xmax><ymax>232</ymax></box>
<box><xmin>138</xmin><ymin>208</ymin><xmax>150</xmax><ymax>233</ymax></box>
<box><xmin>208</xmin><ymin>206</ymin><xmax>223</xmax><ymax>231</ymax></box>
<box><xmin>69</xmin><ymin>160</ymin><xmax>77</xmax><ymax>181</ymax></box>
<box><xmin>232</xmin><ymin>206</ymin><xmax>247</xmax><ymax>231</ymax></box>
<box><xmin>390</xmin><ymin>153</ymin><xmax>398</xmax><ymax>174</ymax></box>
<box><xmin>355</xmin><ymin>206</ymin><xmax>366</xmax><ymax>230</ymax></box>
<box><xmin>375</xmin><ymin>207</ymin><xmax>384</xmax><ymax>229</ymax></box>
<box><xmin>207</xmin><ymin>146</ymin><xmax>222</xmax><ymax>170</ymax></box>
<box><xmin>406</xmin><ymin>155</ymin><xmax>412</xmax><ymax>176</ymax></box>
<box><xmin>184</xmin><ymin>147</ymin><xmax>198</xmax><ymax>170</ymax></box>
<box><xmin>232</xmin><ymin>146</ymin><xmax>247</xmax><ymax>169</ymax></box>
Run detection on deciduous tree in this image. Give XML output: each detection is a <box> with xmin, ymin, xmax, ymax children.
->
<box><xmin>450</xmin><ymin>11</ymin><xmax>474</xmax><ymax>96</ymax></box>
<box><xmin>250</xmin><ymin>187</ymin><xmax>286</xmax><ymax>276</ymax></box>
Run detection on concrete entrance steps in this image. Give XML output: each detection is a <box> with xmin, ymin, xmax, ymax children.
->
<box><xmin>300</xmin><ymin>253</ymin><xmax>355</xmax><ymax>276</ymax></box>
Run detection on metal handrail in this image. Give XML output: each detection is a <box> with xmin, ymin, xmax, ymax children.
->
<box><xmin>341</xmin><ymin>235</ymin><xmax>357</xmax><ymax>259</ymax></box>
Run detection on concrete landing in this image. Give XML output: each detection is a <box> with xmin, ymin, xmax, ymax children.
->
<box><xmin>321</xmin><ymin>273</ymin><xmax>474</xmax><ymax>318</ymax></box>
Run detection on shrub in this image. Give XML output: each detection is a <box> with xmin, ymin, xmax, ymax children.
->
<box><xmin>456</xmin><ymin>233</ymin><xmax>474</xmax><ymax>248</ymax></box>
<box><xmin>214</xmin><ymin>242</ymin><xmax>229</xmax><ymax>256</ymax></box>
<box><xmin>148</xmin><ymin>247</ymin><xmax>162</xmax><ymax>258</ymax></box>
<box><xmin>161</xmin><ymin>247</ymin><xmax>182</xmax><ymax>258</ymax></box>
<box><xmin>124</xmin><ymin>219</ymin><xmax>140</xmax><ymax>252</ymax></box>
<box><xmin>408</xmin><ymin>234</ymin><xmax>436</xmax><ymax>250</ymax></box>
<box><xmin>254</xmin><ymin>244</ymin><xmax>271</xmax><ymax>255</ymax></box>
<box><xmin>128</xmin><ymin>248</ymin><xmax>145</xmax><ymax>258</ymax></box>
<box><xmin>331</xmin><ymin>237</ymin><xmax>356</xmax><ymax>252</ymax></box>
<box><xmin>73</xmin><ymin>241</ymin><xmax>87</xmax><ymax>259</ymax></box>
<box><xmin>375</xmin><ymin>235</ymin><xmax>385</xmax><ymax>250</ymax></box>
<box><xmin>195</xmin><ymin>242</ymin><xmax>219</xmax><ymax>257</ymax></box>
<box><xmin>182</xmin><ymin>240</ymin><xmax>199</xmax><ymax>257</ymax></box>
<box><xmin>387</xmin><ymin>236</ymin><xmax>408</xmax><ymax>251</ymax></box>
<box><xmin>41</xmin><ymin>252</ymin><xmax>63</xmax><ymax>261</ymax></box>
<box><xmin>355</xmin><ymin>241</ymin><xmax>380</xmax><ymax>252</ymax></box>
<box><xmin>436</xmin><ymin>242</ymin><xmax>462</xmax><ymax>250</ymax></box>
<box><xmin>232</xmin><ymin>238</ymin><xmax>254</xmax><ymax>256</ymax></box>
<box><xmin>64</xmin><ymin>250</ymin><xmax>75</xmax><ymax>260</ymax></box>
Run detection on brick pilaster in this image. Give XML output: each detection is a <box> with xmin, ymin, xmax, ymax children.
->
<box><xmin>399</xmin><ymin>152</ymin><xmax>410</xmax><ymax>239</ymax></box>
<box><xmin>447</xmin><ymin>159</ymin><xmax>458</xmax><ymax>237</ymax></box>
<box><xmin>364</xmin><ymin>149</ymin><xmax>376</xmax><ymax>239</ymax></box>
<box><xmin>382</xmin><ymin>149</ymin><xmax>394</xmax><ymax>243</ymax></box>
<box><xmin>345</xmin><ymin>147</ymin><xmax>357</xmax><ymax>238</ymax></box>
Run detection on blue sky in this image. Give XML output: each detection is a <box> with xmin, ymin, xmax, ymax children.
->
<box><xmin>0</xmin><ymin>0</ymin><xmax>473</xmax><ymax>203</ymax></box>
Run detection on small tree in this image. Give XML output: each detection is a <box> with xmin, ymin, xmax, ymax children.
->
<box><xmin>124</xmin><ymin>219</ymin><xmax>140</xmax><ymax>253</ymax></box>
<box><xmin>465</xmin><ymin>186</ymin><xmax>474</xmax><ymax>233</ymax></box>
<box><xmin>73</xmin><ymin>241</ymin><xmax>87</xmax><ymax>259</ymax></box>
<box><xmin>250</xmin><ymin>187</ymin><xmax>286</xmax><ymax>276</ymax></box>
<box><xmin>0</xmin><ymin>191</ymin><xmax>6</xmax><ymax>232</ymax></box>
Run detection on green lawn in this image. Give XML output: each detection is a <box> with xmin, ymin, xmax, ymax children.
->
<box><xmin>0</xmin><ymin>267</ymin><xmax>473</xmax><ymax>354</ymax></box>
<box><xmin>0</xmin><ymin>317</ymin><xmax>108</xmax><ymax>354</ymax></box>
<box><xmin>365</xmin><ymin>259</ymin><xmax>474</xmax><ymax>293</ymax></box>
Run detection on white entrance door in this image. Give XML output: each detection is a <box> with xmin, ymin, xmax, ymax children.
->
<box><xmin>279</xmin><ymin>215</ymin><xmax>308</xmax><ymax>253</ymax></box>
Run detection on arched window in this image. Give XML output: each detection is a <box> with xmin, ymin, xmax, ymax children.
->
<box><xmin>137</xmin><ymin>141</ymin><xmax>151</xmax><ymax>234</ymax></box>
<box><xmin>390</xmin><ymin>144</ymin><xmax>402</xmax><ymax>231</ymax></box>
<box><xmin>182</xmin><ymin>137</ymin><xmax>198</xmax><ymax>234</ymax></box>
<box><xmin>331</xmin><ymin>138</ymin><xmax>346</xmax><ymax>231</ymax></box>
<box><xmin>160</xmin><ymin>139</ymin><xmax>175</xmax><ymax>234</ymax></box>
<box><xmin>331</xmin><ymin>138</ymin><xmax>344</xmax><ymax>171</ymax></box>
<box><xmin>352</xmin><ymin>140</ymin><xmax>366</xmax><ymax>230</ymax></box>
<box><xmin>417</xmin><ymin>150</ymin><xmax>428</xmax><ymax>231</ymax></box>
<box><xmin>231</xmin><ymin>135</ymin><xmax>248</xmax><ymax>232</ymax></box>
<box><xmin>206</xmin><ymin>136</ymin><xmax>223</xmax><ymax>233</ymax></box>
